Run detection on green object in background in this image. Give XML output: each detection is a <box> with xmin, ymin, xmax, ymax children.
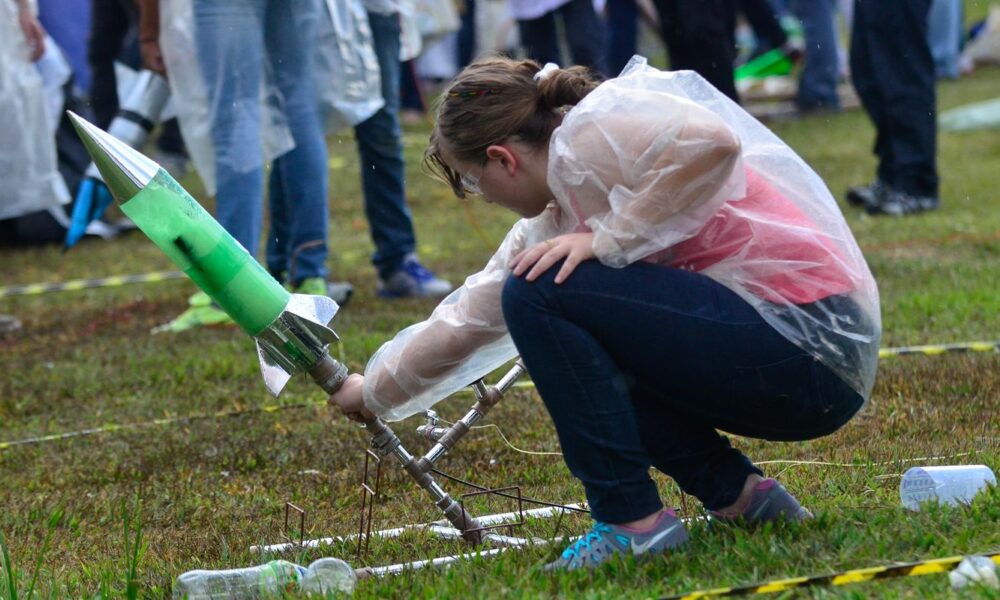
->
<box><xmin>121</xmin><ymin>170</ymin><xmax>290</xmax><ymax>336</ymax></box>
<box><xmin>735</xmin><ymin>48</ymin><xmax>794</xmax><ymax>81</ymax></box>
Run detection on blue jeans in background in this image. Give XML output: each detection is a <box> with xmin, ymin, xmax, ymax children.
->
<box><xmin>194</xmin><ymin>0</ymin><xmax>329</xmax><ymax>285</ymax></box>
<box><xmin>790</xmin><ymin>0</ymin><xmax>840</xmax><ymax>110</ymax></box>
<box><xmin>501</xmin><ymin>260</ymin><xmax>863</xmax><ymax>523</ymax></box>
<box><xmin>927</xmin><ymin>0</ymin><xmax>962</xmax><ymax>79</ymax></box>
<box><xmin>354</xmin><ymin>12</ymin><xmax>419</xmax><ymax>279</ymax></box>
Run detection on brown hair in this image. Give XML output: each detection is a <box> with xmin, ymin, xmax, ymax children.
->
<box><xmin>424</xmin><ymin>56</ymin><xmax>601</xmax><ymax>198</ymax></box>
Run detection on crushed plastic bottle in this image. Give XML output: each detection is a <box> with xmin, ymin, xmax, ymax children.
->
<box><xmin>900</xmin><ymin>465</ymin><xmax>997</xmax><ymax>511</ymax></box>
<box><xmin>949</xmin><ymin>556</ymin><xmax>1000</xmax><ymax>590</ymax></box>
<box><xmin>172</xmin><ymin>558</ymin><xmax>356</xmax><ymax>599</ymax></box>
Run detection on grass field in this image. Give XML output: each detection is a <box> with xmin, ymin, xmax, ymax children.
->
<box><xmin>3</xmin><ymin>39</ymin><xmax>1000</xmax><ymax>600</ymax></box>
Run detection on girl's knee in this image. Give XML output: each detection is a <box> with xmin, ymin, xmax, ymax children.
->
<box><xmin>501</xmin><ymin>273</ymin><xmax>532</xmax><ymax>316</ymax></box>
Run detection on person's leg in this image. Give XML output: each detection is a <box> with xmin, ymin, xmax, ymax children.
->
<box><xmin>354</xmin><ymin>12</ymin><xmax>418</xmax><ymax>280</ymax></box>
<box><xmin>628</xmin><ymin>381</ymin><xmax>761</xmax><ymax>511</ymax></box>
<box><xmin>557</xmin><ymin>0</ymin><xmax>609</xmax><ymax>75</ymax></box>
<box><xmin>517</xmin><ymin>10</ymin><xmax>562</xmax><ymax>66</ymax></box>
<box><xmin>858</xmin><ymin>0</ymin><xmax>937</xmax><ymax>199</ymax></box>
<box><xmin>927</xmin><ymin>0</ymin><xmax>961</xmax><ymax>79</ymax></box>
<box><xmin>739</xmin><ymin>0</ymin><xmax>788</xmax><ymax>55</ymax></box>
<box><xmin>193</xmin><ymin>0</ymin><xmax>266</xmax><ymax>258</ymax></box>
<box><xmin>87</xmin><ymin>0</ymin><xmax>131</xmax><ymax>128</ymax></box>
<box><xmin>399</xmin><ymin>59</ymin><xmax>426</xmax><ymax>115</ymax></box>
<box><xmin>849</xmin><ymin>0</ymin><xmax>892</xmax><ymax>187</ymax></box>
<box><xmin>265</xmin><ymin>165</ymin><xmax>290</xmax><ymax>281</ymax></box>
<box><xmin>501</xmin><ymin>261</ymin><xmax>862</xmax><ymax>516</ymax></box>
<box><xmin>605</xmin><ymin>0</ymin><xmax>639</xmax><ymax>75</ymax></box>
<box><xmin>502</xmin><ymin>268</ymin><xmax>663</xmax><ymax>525</ymax></box>
<box><xmin>790</xmin><ymin>0</ymin><xmax>840</xmax><ymax>110</ymax></box>
<box><xmin>654</xmin><ymin>0</ymin><xmax>740</xmax><ymax>102</ymax></box>
<box><xmin>264</xmin><ymin>0</ymin><xmax>329</xmax><ymax>284</ymax></box>
<box><xmin>456</xmin><ymin>0</ymin><xmax>477</xmax><ymax>69</ymax></box>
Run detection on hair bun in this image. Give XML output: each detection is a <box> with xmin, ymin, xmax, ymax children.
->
<box><xmin>537</xmin><ymin>65</ymin><xmax>600</xmax><ymax>110</ymax></box>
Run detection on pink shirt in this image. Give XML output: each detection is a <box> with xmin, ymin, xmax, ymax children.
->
<box><xmin>665</xmin><ymin>169</ymin><xmax>854</xmax><ymax>304</ymax></box>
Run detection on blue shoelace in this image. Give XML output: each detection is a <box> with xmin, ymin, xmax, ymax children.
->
<box><xmin>562</xmin><ymin>522</ymin><xmax>612</xmax><ymax>560</ymax></box>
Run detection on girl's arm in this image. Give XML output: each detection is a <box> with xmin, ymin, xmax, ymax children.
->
<box><xmin>360</xmin><ymin>221</ymin><xmax>536</xmax><ymax>421</ymax></box>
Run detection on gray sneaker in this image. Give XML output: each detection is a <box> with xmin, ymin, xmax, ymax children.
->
<box><xmin>543</xmin><ymin>509</ymin><xmax>689</xmax><ymax>571</ymax></box>
<box><xmin>377</xmin><ymin>254</ymin><xmax>453</xmax><ymax>299</ymax></box>
<box><xmin>846</xmin><ymin>179</ymin><xmax>887</xmax><ymax>209</ymax></box>
<box><xmin>867</xmin><ymin>188</ymin><xmax>940</xmax><ymax>216</ymax></box>
<box><xmin>713</xmin><ymin>478</ymin><xmax>812</xmax><ymax>524</ymax></box>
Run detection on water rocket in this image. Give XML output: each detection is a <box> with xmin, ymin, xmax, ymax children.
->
<box><xmin>65</xmin><ymin>70</ymin><xmax>173</xmax><ymax>250</ymax></box>
<box><xmin>69</xmin><ymin>112</ymin><xmax>498</xmax><ymax>542</ymax></box>
<box><xmin>67</xmin><ymin>112</ymin><xmax>348</xmax><ymax>397</ymax></box>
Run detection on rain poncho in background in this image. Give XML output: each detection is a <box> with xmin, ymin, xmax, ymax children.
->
<box><xmin>364</xmin><ymin>57</ymin><xmax>880</xmax><ymax>421</ymax></box>
<box><xmin>159</xmin><ymin>0</ymin><xmax>382</xmax><ymax>196</ymax></box>
<box><xmin>316</xmin><ymin>0</ymin><xmax>384</xmax><ymax>134</ymax></box>
<box><xmin>0</xmin><ymin>0</ymin><xmax>70</xmax><ymax>221</ymax></box>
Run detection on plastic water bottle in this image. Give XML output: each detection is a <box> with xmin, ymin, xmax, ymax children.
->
<box><xmin>900</xmin><ymin>465</ymin><xmax>997</xmax><ymax>510</ymax></box>
<box><xmin>172</xmin><ymin>558</ymin><xmax>356</xmax><ymax>599</ymax></box>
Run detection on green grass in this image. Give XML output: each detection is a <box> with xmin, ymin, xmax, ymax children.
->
<box><xmin>2</xmin><ymin>62</ymin><xmax>1000</xmax><ymax>598</ymax></box>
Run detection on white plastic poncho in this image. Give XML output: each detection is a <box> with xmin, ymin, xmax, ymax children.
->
<box><xmin>363</xmin><ymin>57</ymin><xmax>881</xmax><ymax>422</ymax></box>
<box><xmin>0</xmin><ymin>0</ymin><xmax>70</xmax><ymax>221</ymax></box>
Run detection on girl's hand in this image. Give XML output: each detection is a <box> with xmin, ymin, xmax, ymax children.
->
<box><xmin>509</xmin><ymin>232</ymin><xmax>595</xmax><ymax>284</ymax></box>
<box><xmin>328</xmin><ymin>373</ymin><xmax>375</xmax><ymax>423</ymax></box>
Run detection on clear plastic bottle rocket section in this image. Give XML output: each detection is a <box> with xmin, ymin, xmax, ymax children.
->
<box><xmin>172</xmin><ymin>558</ymin><xmax>356</xmax><ymax>599</ymax></box>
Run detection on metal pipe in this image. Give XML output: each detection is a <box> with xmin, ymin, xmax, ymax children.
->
<box><xmin>250</xmin><ymin>503</ymin><xmax>586</xmax><ymax>554</ymax></box>
<box><xmin>423</xmin><ymin>363</ymin><xmax>527</xmax><ymax>465</ymax></box>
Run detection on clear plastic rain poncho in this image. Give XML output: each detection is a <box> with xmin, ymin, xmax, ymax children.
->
<box><xmin>159</xmin><ymin>0</ymin><xmax>382</xmax><ymax>196</ymax></box>
<box><xmin>364</xmin><ymin>57</ymin><xmax>881</xmax><ymax>421</ymax></box>
<box><xmin>0</xmin><ymin>0</ymin><xmax>70</xmax><ymax>221</ymax></box>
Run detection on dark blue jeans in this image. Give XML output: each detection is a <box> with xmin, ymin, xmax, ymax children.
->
<box><xmin>501</xmin><ymin>260</ymin><xmax>863</xmax><ymax>523</ymax></box>
<box><xmin>605</xmin><ymin>0</ymin><xmax>639</xmax><ymax>75</ymax></box>
<box><xmin>353</xmin><ymin>12</ymin><xmax>418</xmax><ymax>279</ymax></box>
<box><xmin>850</xmin><ymin>0</ymin><xmax>938</xmax><ymax>198</ymax></box>
<box><xmin>790</xmin><ymin>0</ymin><xmax>840</xmax><ymax>110</ymax></box>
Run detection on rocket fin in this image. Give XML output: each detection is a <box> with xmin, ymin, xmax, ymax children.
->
<box><xmin>257</xmin><ymin>340</ymin><xmax>292</xmax><ymax>397</ymax></box>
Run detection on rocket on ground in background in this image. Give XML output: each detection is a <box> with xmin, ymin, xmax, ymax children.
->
<box><xmin>65</xmin><ymin>70</ymin><xmax>172</xmax><ymax>250</ymax></box>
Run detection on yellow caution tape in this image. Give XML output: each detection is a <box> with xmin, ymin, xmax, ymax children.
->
<box><xmin>879</xmin><ymin>341</ymin><xmax>999</xmax><ymax>358</ymax></box>
<box><xmin>665</xmin><ymin>552</ymin><xmax>1000</xmax><ymax>599</ymax></box>
<box><xmin>0</xmin><ymin>271</ymin><xmax>185</xmax><ymax>297</ymax></box>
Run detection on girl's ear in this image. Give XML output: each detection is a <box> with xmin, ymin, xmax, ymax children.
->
<box><xmin>485</xmin><ymin>144</ymin><xmax>518</xmax><ymax>176</ymax></box>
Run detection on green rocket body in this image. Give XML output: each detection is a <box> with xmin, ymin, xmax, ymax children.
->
<box><xmin>121</xmin><ymin>170</ymin><xmax>289</xmax><ymax>336</ymax></box>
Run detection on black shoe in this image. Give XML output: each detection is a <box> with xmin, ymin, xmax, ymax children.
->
<box><xmin>867</xmin><ymin>188</ymin><xmax>940</xmax><ymax>216</ymax></box>
<box><xmin>846</xmin><ymin>180</ymin><xmax>886</xmax><ymax>209</ymax></box>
